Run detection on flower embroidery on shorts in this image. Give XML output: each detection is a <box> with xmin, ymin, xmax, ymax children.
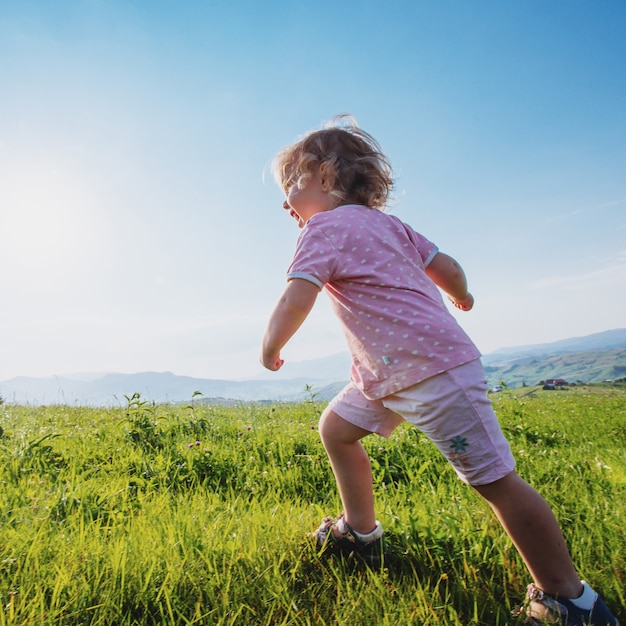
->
<box><xmin>450</xmin><ymin>435</ymin><xmax>469</xmax><ymax>453</ymax></box>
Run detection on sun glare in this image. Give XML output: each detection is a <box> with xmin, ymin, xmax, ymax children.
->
<box><xmin>0</xmin><ymin>159</ymin><xmax>102</xmax><ymax>280</ymax></box>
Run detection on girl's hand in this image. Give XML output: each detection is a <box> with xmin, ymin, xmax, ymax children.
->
<box><xmin>449</xmin><ymin>293</ymin><xmax>474</xmax><ymax>311</ymax></box>
<box><xmin>261</xmin><ymin>351</ymin><xmax>285</xmax><ymax>371</ymax></box>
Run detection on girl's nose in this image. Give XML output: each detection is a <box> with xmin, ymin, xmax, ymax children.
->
<box><xmin>282</xmin><ymin>200</ymin><xmax>290</xmax><ymax>210</ymax></box>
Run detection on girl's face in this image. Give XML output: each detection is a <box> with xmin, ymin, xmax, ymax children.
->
<box><xmin>283</xmin><ymin>168</ymin><xmax>334</xmax><ymax>229</ymax></box>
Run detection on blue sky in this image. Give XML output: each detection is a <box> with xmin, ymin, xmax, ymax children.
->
<box><xmin>1</xmin><ymin>0</ymin><xmax>625</xmax><ymax>381</ymax></box>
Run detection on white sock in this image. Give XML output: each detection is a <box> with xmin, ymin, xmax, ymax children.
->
<box><xmin>569</xmin><ymin>581</ymin><xmax>597</xmax><ymax>611</ymax></box>
<box><xmin>352</xmin><ymin>521</ymin><xmax>383</xmax><ymax>543</ymax></box>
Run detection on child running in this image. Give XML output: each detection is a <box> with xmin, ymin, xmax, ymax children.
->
<box><xmin>260</xmin><ymin>115</ymin><xmax>619</xmax><ymax>626</ymax></box>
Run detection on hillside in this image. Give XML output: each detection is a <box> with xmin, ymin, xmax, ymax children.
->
<box><xmin>481</xmin><ymin>328</ymin><xmax>626</xmax><ymax>364</ymax></box>
<box><xmin>483</xmin><ymin>348</ymin><xmax>626</xmax><ymax>388</ymax></box>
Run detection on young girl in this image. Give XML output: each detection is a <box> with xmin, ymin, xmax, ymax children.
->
<box><xmin>260</xmin><ymin>116</ymin><xmax>619</xmax><ymax>626</ymax></box>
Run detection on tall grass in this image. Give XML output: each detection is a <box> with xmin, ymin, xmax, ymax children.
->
<box><xmin>0</xmin><ymin>387</ymin><xmax>624</xmax><ymax>625</ymax></box>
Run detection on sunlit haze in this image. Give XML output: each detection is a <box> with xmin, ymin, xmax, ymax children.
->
<box><xmin>1</xmin><ymin>1</ymin><xmax>625</xmax><ymax>382</ymax></box>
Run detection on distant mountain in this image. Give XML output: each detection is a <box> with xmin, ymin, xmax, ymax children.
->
<box><xmin>0</xmin><ymin>371</ymin><xmax>347</xmax><ymax>407</ymax></box>
<box><xmin>1</xmin><ymin>329</ymin><xmax>624</xmax><ymax>406</ymax></box>
<box><xmin>480</xmin><ymin>329</ymin><xmax>626</xmax><ymax>387</ymax></box>
<box><xmin>482</xmin><ymin>328</ymin><xmax>626</xmax><ymax>365</ymax></box>
<box><xmin>483</xmin><ymin>348</ymin><xmax>626</xmax><ymax>388</ymax></box>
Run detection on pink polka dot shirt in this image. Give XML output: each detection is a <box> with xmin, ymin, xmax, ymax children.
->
<box><xmin>287</xmin><ymin>204</ymin><xmax>481</xmax><ymax>399</ymax></box>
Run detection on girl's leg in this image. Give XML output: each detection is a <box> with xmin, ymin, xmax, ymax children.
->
<box><xmin>318</xmin><ymin>407</ymin><xmax>377</xmax><ymax>535</ymax></box>
<box><xmin>473</xmin><ymin>470</ymin><xmax>583</xmax><ymax>599</ymax></box>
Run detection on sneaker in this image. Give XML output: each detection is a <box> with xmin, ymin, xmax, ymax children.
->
<box><xmin>521</xmin><ymin>583</ymin><xmax>620</xmax><ymax>625</ymax></box>
<box><xmin>310</xmin><ymin>513</ymin><xmax>385</xmax><ymax>567</ymax></box>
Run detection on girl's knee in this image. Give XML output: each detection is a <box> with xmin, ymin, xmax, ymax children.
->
<box><xmin>318</xmin><ymin>407</ymin><xmax>335</xmax><ymax>443</ymax></box>
<box><xmin>318</xmin><ymin>408</ymin><xmax>370</xmax><ymax>445</ymax></box>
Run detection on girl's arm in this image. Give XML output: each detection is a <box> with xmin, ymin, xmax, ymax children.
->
<box><xmin>261</xmin><ymin>278</ymin><xmax>320</xmax><ymax>371</ymax></box>
<box><xmin>425</xmin><ymin>252</ymin><xmax>474</xmax><ymax>311</ymax></box>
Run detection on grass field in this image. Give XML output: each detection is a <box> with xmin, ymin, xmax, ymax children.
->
<box><xmin>0</xmin><ymin>386</ymin><xmax>624</xmax><ymax>625</ymax></box>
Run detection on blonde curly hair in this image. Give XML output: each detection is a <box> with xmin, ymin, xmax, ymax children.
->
<box><xmin>272</xmin><ymin>115</ymin><xmax>394</xmax><ymax>211</ymax></box>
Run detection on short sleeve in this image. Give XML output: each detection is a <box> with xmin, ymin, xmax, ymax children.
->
<box><xmin>401</xmin><ymin>222</ymin><xmax>439</xmax><ymax>267</ymax></box>
<box><xmin>286</xmin><ymin>224</ymin><xmax>339</xmax><ymax>287</ymax></box>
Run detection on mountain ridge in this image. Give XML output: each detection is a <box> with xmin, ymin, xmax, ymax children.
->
<box><xmin>482</xmin><ymin>328</ymin><xmax>626</xmax><ymax>364</ymax></box>
<box><xmin>1</xmin><ymin>329</ymin><xmax>624</xmax><ymax>406</ymax></box>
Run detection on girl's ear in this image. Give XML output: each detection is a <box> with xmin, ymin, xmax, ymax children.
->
<box><xmin>319</xmin><ymin>163</ymin><xmax>329</xmax><ymax>191</ymax></box>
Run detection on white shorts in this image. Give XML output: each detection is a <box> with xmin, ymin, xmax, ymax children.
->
<box><xmin>326</xmin><ymin>359</ymin><xmax>515</xmax><ymax>486</ymax></box>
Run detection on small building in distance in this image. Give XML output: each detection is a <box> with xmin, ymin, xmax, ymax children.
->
<box><xmin>541</xmin><ymin>378</ymin><xmax>569</xmax><ymax>390</ymax></box>
<box><xmin>545</xmin><ymin>378</ymin><xmax>568</xmax><ymax>386</ymax></box>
